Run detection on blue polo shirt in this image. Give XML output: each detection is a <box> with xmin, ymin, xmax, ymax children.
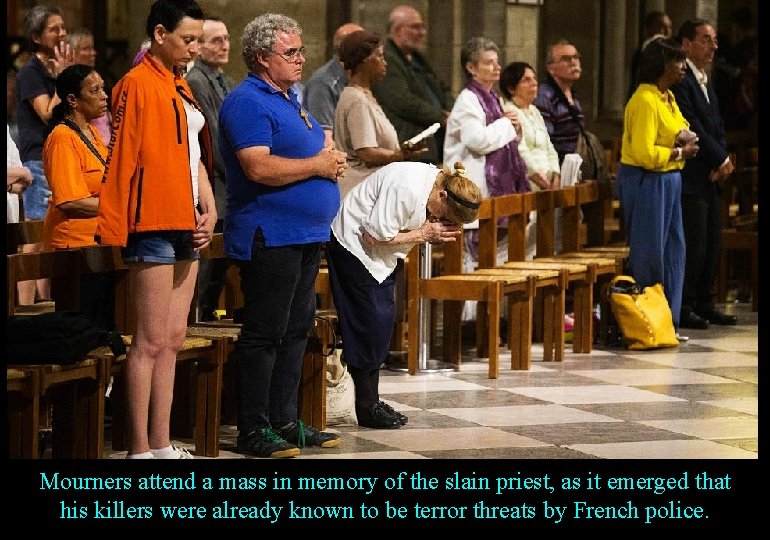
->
<box><xmin>219</xmin><ymin>74</ymin><xmax>340</xmax><ymax>259</ymax></box>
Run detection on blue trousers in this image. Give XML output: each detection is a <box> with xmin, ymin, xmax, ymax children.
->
<box><xmin>234</xmin><ymin>229</ymin><xmax>321</xmax><ymax>432</ymax></box>
<box><xmin>616</xmin><ymin>164</ymin><xmax>685</xmax><ymax>326</ymax></box>
<box><xmin>21</xmin><ymin>160</ymin><xmax>50</xmax><ymax>220</ymax></box>
<box><xmin>326</xmin><ymin>233</ymin><xmax>396</xmax><ymax>371</ymax></box>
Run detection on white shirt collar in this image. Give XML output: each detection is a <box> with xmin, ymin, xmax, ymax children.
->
<box><xmin>686</xmin><ymin>58</ymin><xmax>708</xmax><ymax>86</ymax></box>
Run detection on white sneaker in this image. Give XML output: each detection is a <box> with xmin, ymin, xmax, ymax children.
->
<box><xmin>126</xmin><ymin>451</ymin><xmax>154</xmax><ymax>459</ymax></box>
<box><xmin>151</xmin><ymin>444</ymin><xmax>194</xmax><ymax>459</ymax></box>
<box><xmin>675</xmin><ymin>332</ymin><xmax>689</xmax><ymax>342</ymax></box>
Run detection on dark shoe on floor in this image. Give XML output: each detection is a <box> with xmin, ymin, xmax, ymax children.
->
<box><xmin>679</xmin><ymin>312</ymin><xmax>710</xmax><ymax>329</ymax></box>
<box><xmin>378</xmin><ymin>401</ymin><xmax>408</xmax><ymax>425</ymax></box>
<box><xmin>697</xmin><ymin>310</ymin><xmax>737</xmax><ymax>326</ymax></box>
<box><xmin>357</xmin><ymin>402</ymin><xmax>403</xmax><ymax>429</ymax></box>
<box><xmin>236</xmin><ymin>427</ymin><xmax>299</xmax><ymax>458</ymax></box>
<box><xmin>273</xmin><ymin>420</ymin><xmax>341</xmax><ymax>448</ymax></box>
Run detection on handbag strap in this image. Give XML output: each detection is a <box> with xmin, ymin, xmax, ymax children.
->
<box><xmin>60</xmin><ymin>118</ymin><xmax>107</xmax><ymax>166</ymax></box>
<box><xmin>610</xmin><ymin>275</ymin><xmax>636</xmax><ymax>287</ymax></box>
<box><xmin>608</xmin><ymin>275</ymin><xmax>640</xmax><ymax>296</ymax></box>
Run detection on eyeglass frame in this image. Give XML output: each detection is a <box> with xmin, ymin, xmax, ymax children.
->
<box><xmin>550</xmin><ymin>53</ymin><xmax>581</xmax><ymax>64</ymax></box>
<box><xmin>270</xmin><ymin>46</ymin><xmax>306</xmax><ymax>62</ymax></box>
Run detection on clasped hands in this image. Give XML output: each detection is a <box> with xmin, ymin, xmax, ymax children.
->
<box><xmin>675</xmin><ymin>129</ymin><xmax>700</xmax><ymax>160</ymax></box>
<box><xmin>531</xmin><ymin>170</ymin><xmax>560</xmax><ymax>191</ymax></box>
<box><xmin>7</xmin><ymin>165</ymin><xmax>33</xmax><ymax>194</ymax></box>
<box><xmin>319</xmin><ymin>146</ymin><xmax>348</xmax><ymax>181</ymax></box>
<box><xmin>420</xmin><ymin>218</ymin><xmax>462</xmax><ymax>244</ymax></box>
<box><xmin>192</xmin><ymin>209</ymin><xmax>216</xmax><ymax>252</ymax></box>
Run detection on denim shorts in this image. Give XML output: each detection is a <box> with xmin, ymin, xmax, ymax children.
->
<box><xmin>22</xmin><ymin>160</ymin><xmax>51</xmax><ymax>220</ymax></box>
<box><xmin>121</xmin><ymin>230</ymin><xmax>200</xmax><ymax>264</ymax></box>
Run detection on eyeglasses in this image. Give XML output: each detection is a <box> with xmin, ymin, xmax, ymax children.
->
<box><xmin>556</xmin><ymin>53</ymin><xmax>581</xmax><ymax>63</ymax></box>
<box><xmin>272</xmin><ymin>46</ymin><xmax>306</xmax><ymax>62</ymax></box>
<box><xmin>403</xmin><ymin>22</ymin><xmax>426</xmax><ymax>31</ymax></box>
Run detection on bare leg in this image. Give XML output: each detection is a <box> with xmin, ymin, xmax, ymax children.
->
<box><xmin>125</xmin><ymin>260</ymin><xmax>198</xmax><ymax>455</ymax></box>
<box><xmin>18</xmin><ymin>242</ymin><xmax>49</xmax><ymax>305</ymax></box>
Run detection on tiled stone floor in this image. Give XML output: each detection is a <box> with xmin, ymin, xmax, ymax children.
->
<box><xmin>104</xmin><ymin>302</ymin><xmax>758</xmax><ymax>460</ymax></box>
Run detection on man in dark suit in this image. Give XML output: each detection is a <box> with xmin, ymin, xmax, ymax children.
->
<box><xmin>672</xmin><ymin>19</ymin><xmax>736</xmax><ymax>329</ymax></box>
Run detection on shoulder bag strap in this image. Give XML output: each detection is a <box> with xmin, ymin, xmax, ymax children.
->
<box><xmin>61</xmin><ymin>118</ymin><xmax>106</xmax><ymax>167</ymax></box>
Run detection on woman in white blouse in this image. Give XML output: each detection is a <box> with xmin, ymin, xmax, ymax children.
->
<box><xmin>500</xmin><ymin>61</ymin><xmax>561</xmax><ymax>259</ymax></box>
<box><xmin>327</xmin><ymin>161</ymin><xmax>481</xmax><ymax>429</ymax></box>
<box><xmin>443</xmin><ymin>37</ymin><xmax>529</xmax><ymax>279</ymax></box>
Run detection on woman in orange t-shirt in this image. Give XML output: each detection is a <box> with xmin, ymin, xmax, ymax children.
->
<box><xmin>43</xmin><ymin>63</ymin><xmax>115</xmax><ymax>330</ymax></box>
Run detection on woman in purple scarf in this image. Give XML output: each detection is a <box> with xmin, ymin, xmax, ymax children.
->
<box><xmin>444</xmin><ymin>36</ymin><xmax>529</xmax><ymax>278</ymax></box>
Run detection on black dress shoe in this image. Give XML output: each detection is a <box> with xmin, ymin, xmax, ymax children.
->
<box><xmin>698</xmin><ymin>310</ymin><xmax>738</xmax><ymax>326</ymax></box>
<box><xmin>679</xmin><ymin>312</ymin><xmax>710</xmax><ymax>329</ymax></box>
<box><xmin>357</xmin><ymin>402</ymin><xmax>403</xmax><ymax>429</ymax></box>
<box><xmin>378</xmin><ymin>401</ymin><xmax>408</xmax><ymax>425</ymax></box>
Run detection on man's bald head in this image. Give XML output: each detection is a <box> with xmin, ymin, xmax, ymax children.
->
<box><xmin>387</xmin><ymin>5</ymin><xmax>420</xmax><ymax>34</ymax></box>
<box><xmin>333</xmin><ymin>22</ymin><xmax>365</xmax><ymax>53</ymax></box>
<box><xmin>387</xmin><ymin>5</ymin><xmax>426</xmax><ymax>54</ymax></box>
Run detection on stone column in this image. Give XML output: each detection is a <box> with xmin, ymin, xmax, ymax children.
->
<box><xmin>601</xmin><ymin>0</ymin><xmax>627</xmax><ymax>118</ymax></box>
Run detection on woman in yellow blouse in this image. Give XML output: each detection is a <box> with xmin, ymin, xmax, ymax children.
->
<box><xmin>617</xmin><ymin>38</ymin><xmax>699</xmax><ymax>335</ymax></box>
<box><xmin>43</xmin><ymin>63</ymin><xmax>114</xmax><ymax>330</ymax></box>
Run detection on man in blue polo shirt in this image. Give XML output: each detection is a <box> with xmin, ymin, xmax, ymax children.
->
<box><xmin>219</xmin><ymin>13</ymin><xmax>348</xmax><ymax>458</ymax></box>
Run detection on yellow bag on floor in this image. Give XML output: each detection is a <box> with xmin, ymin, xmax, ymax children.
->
<box><xmin>607</xmin><ymin>275</ymin><xmax>679</xmax><ymax>350</ymax></box>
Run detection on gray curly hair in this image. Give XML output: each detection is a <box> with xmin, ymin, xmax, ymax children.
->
<box><xmin>241</xmin><ymin>13</ymin><xmax>302</xmax><ymax>74</ymax></box>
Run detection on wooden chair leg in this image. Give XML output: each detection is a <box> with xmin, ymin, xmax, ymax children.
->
<box><xmin>441</xmin><ymin>301</ymin><xmax>463</xmax><ymax>366</ymax></box>
<box><xmin>572</xmin><ymin>282</ymin><xmax>593</xmax><ymax>353</ymax></box>
<box><xmin>508</xmin><ymin>291</ymin><xmax>533</xmax><ymax>370</ymax></box>
<box><xmin>7</xmin><ymin>369</ymin><xmax>40</xmax><ymax>459</ymax></box>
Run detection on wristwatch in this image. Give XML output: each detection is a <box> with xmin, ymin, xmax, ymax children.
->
<box><xmin>673</xmin><ymin>147</ymin><xmax>683</xmax><ymax>161</ymax></box>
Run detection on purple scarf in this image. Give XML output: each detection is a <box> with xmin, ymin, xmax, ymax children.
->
<box><xmin>465</xmin><ymin>79</ymin><xmax>530</xmax><ymax>195</ymax></box>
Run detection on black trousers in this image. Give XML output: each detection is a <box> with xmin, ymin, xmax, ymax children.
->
<box><xmin>234</xmin><ymin>229</ymin><xmax>321</xmax><ymax>433</ymax></box>
<box><xmin>681</xmin><ymin>190</ymin><xmax>722</xmax><ymax>317</ymax></box>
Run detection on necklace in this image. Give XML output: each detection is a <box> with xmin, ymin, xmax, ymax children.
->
<box><xmin>260</xmin><ymin>73</ymin><xmax>312</xmax><ymax>129</ymax></box>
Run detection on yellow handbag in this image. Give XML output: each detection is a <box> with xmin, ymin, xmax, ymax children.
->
<box><xmin>607</xmin><ymin>275</ymin><xmax>679</xmax><ymax>350</ymax></box>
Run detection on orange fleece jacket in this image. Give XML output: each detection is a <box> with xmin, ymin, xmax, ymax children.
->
<box><xmin>96</xmin><ymin>54</ymin><xmax>213</xmax><ymax>246</ymax></box>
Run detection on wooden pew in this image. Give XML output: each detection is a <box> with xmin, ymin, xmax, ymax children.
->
<box><xmin>483</xmin><ymin>189</ymin><xmax>596</xmax><ymax>356</ymax></box>
<box><xmin>7</xmin><ymin>368</ymin><xmax>41</xmax><ymax>458</ymax></box>
<box><xmin>406</xmin><ymin>199</ymin><xmax>537</xmax><ymax>378</ymax></box>
<box><xmin>456</xmin><ymin>197</ymin><xmax>569</xmax><ymax>365</ymax></box>
<box><xmin>7</xmin><ymin>249</ymin><xmax>107</xmax><ymax>458</ymax></box>
<box><xmin>6</xmin><ymin>219</ymin><xmax>45</xmax><ymax>255</ymax></box>
<box><xmin>530</xmin><ymin>185</ymin><xmax>622</xmax><ymax>346</ymax></box>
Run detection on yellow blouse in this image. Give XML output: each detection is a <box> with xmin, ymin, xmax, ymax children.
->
<box><xmin>620</xmin><ymin>83</ymin><xmax>689</xmax><ymax>172</ymax></box>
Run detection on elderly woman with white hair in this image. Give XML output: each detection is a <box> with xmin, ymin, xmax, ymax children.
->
<box><xmin>444</xmin><ymin>37</ymin><xmax>529</xmax><ymax>274</ymax></box>
<box><xmin>327</xmin><ymin>161</ymin><xmax>482</xmax><ymax>429</ymax></box>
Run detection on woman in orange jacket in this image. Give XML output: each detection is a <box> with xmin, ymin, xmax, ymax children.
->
<box><xmin>96</xmin><ymin>0</ymin><xmax>215</xmax><ymax>459</ymax></box>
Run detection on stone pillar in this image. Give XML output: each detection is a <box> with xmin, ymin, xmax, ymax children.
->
<box><xmin>601</xmin><ymin>0</ymin><xmax>627</xmax><ymax>118</ymax></box>
<box><xmin>504</xmin><ymin>4</ymin><xmax>540</xmax><ymax>73</ymax></box>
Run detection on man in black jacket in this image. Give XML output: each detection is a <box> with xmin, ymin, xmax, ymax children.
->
<box><xmin>671</xmin><ymin>19</ymin><xmax>737</xmax><ymax>329</ymax></box>
<box><xmin>371</xmin><ymin>5</ymin><xmax>453</xmax><ymax>165</ymax></box>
